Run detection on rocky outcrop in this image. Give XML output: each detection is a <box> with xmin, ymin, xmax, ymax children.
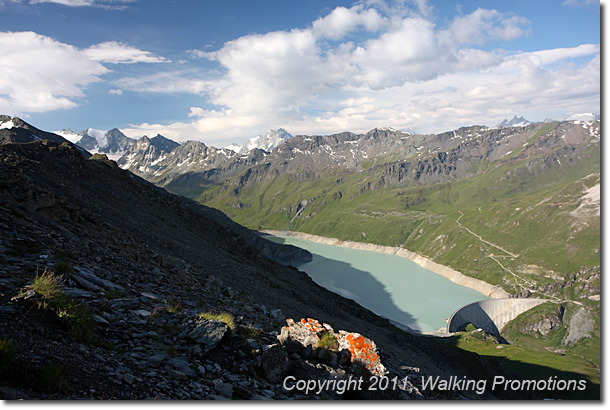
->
<box><xmin>279</xmin><ymin>318</ymin><xmax>386</xmax><ymax>378</ymax></box>
<box><xmin>563</xmin><ymin>307</ymin><xmax>595</xmax><ymax>345</ymax></box>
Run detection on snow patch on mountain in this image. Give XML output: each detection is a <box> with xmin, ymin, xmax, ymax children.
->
<box><xmin>55</xmin><ymin>129</ymin><xmax>81</xmax><ymax>143</ymax></box>
<box><xmin>87</xmin><ymin>128</ymin><xmax>109</xmax><ymax>149</ymax></box>
<box><xmin>0</xmin><ymin>118</ymin><xmax>16</xmax><ymax>130</ymax></box>
<box><xmin>564</xmin><ymin>113</ymin><xmax>600</xmax><ymax>122</ymax></box>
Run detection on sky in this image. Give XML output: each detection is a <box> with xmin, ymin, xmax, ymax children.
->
<box><xmin>0</xmin><ymin>0</ymin><xmax>601</xmax><ymax>147</ymax></box>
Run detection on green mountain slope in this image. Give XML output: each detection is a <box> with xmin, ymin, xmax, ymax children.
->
<box><xmin>197</xmin><ymin>128</ymin><xmax>600</xmax><ymax>299</ymax></box>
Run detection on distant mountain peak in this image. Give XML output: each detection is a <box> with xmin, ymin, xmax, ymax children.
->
<box><xmin>228</xmin><ymin>128</ymin><xmax>293</xmax><ymax>154</ymax></box>
<box><xmin>496</xmin><ymin>115</ymin><xmax>532</xmax><ymax>128</ymax></box>
<box><xmin>53</xmin><ymin>127</ymin><xmax>141</xmax><ymax>160</ymax></box>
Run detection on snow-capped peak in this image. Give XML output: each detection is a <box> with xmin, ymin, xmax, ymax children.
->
<box><xmin>226</xmin><ymin>129</ymin><xmax>293</xmax><ymax>154</ymax></box>
<box><xmin>496</xmin><ymin>115</ymin><xmax>532</xmax><ymax>128</ymax></box>
<box><xmin>54</xmin><ymin>127</ymin><xmax>136</xmax><ymax>160</ymax></box>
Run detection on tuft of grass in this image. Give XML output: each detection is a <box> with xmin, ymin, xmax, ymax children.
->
<box><xmin>317</xmin><ymin>332</ymin><xmax>338</xmax><ymax>350</ymax></box>
<box><xmin>198</xmin><ymin>311</ymin><xmax>236</xmax><ymax>330</ymax></box>
<box><xmin>165</xmin><ymin>300</ymin><xmax>183</xmax><ymax>314</ymax></box>
<box><xmin>27</xmin><ymin>270</ymin><xmax>96</xmax><ymax>344</ymax></box>
<box><xmin>241</xmin><ymin>325</ymin><xmax>262</xmax><ymax>339</ymax></box>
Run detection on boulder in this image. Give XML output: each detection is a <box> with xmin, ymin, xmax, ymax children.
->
<box><xmin>187</xmin><ymin>320</ymin><xmax>229</xmax><ymax>355</ymax></box>
<box><xmin>280</xmin><ymin>317</ymin><xmax>387</xmax><ymax>378</ymax></box>
<box><xmin>261</xmin><ymin>344</ymin><xmax>290</xmax><ymax>384</ymax></box>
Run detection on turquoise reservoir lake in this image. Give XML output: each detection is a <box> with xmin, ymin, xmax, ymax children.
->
<box><xmin>267</xmin><ymin>235</ymin><xmax>489</xmax><ymax>333</ymax></box>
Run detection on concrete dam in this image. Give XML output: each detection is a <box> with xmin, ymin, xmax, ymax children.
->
<box><xmin>447</xmin><ymin>298</ymin><xmax>549</xmax><ymax>336</ymax></box>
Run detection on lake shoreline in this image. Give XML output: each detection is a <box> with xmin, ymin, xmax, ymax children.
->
<box><xmin>261</xmin><ymin>229</ymin><xmax>510</xmax><ymax>299</ymax></box>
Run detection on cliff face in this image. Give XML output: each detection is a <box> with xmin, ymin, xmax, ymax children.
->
<box><xmin>0</xmin><ymin>137</ymin><xmax>525</xmax><ymax>400</ymax></box>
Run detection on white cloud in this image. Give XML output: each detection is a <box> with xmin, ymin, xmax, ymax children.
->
<box><xmin>30</xmin><ymin>0</ymin><xmax>96</xmax><ymax>5</ymax></box>
<box><xmin>0</xmin><ymin>31</ymin><xmax>106</xmax><ymax>113</ymax></box>
<box><xmin>114</xmin><ymin>70</ymin><xmax>215</xmax><ymax>95</ymax></box>
<box><xmin>0</xmin><ymin>31</ymin><xmax>164</xmax><ymax>114</ymax></box>
<box><xmin>562</xmin><ymin>0</ymin><xmax>598</xmax><ymax>6</ymax></box>
<box><xmin>84</xmin><ymin>41</ymin><xmax>166</xmax><ymax>64</ymax></box>
<box><xmin>446</xmin><ymin>8</ymin><xmax>530</xmax><ymax>46</ymax></box>
<box><xmin>28</xmin><ymin>0</ymin><xmax>136</xmax><ymax>8</ymax></box>
<box><xmin>120</xmin><ymin>3</ymin><xmax>597</xmax><ymax>146</ymax></box>
<box><xmin>311</xmin><ymin>5</ymin><xmax>386</xmax><ymax>40</ymax></box>
<box><xmin>8</xmin><ymin>1</ymin><xmax>595</xmax><ymax>147</ymax></box>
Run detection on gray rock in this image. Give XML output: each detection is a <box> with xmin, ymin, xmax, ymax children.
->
<box><xmin>564</xmin><ymin>307</ymin><xmax>595</xmax><ymax>345</ymax></box>
<box><xmin>123</xmin><ymin>373</ymin><xmax>134</xmax><ymax>385</ymax></box>
<box><xmin>71</xmin><ymin>267</ymin><xmax>124</xmax><ymax>291</ymax></box>
<box><xmin>261</xmin><ymin>344</ymin><xmax>289</xmax><ymax>384</ymax></box>
<box><xmin>107</xmin><ymin>298</ymin><xmax>140</xmax><ymax>311</ymax></box>
<box><xmin>165</xmin><ymin>369</ymin><xmax>188</xmax><ymax>380</ymax></box>
<box><xmin>91</xmin><ymin>314</ymin><xmax>109</xmax><ymax>325</ymax></box>
<box><xmin>187</xmin><ymin>320</ymin><xmax>228</xmax><ymax>354</ymax></box>
<box><xmin>0</xmin><ymin>306</ymin><xmax>16</xmax><ymax>314</ymax></box>
<box><xmin>166</xmin><ymin>357</ymin><xmax>196</xmax><ymax>377</ymax></box>
<box><xmin>67</xmin><ymin>274</ymin><xmax>101</xmax><ymax>292</ymax></box>
<box><xmin>213</xmin><ymin>379</ymin><xmax>233</xmax><ymax>398</ymax></box>
<box><xmin>63</xmin><ymin>288</ymin><xmax>96</xmax><ymax>299</ymax></box>
<box><xmin>270</xmin><ymin>308</ymin><xmax>284</xmax><ymax>322</ymax></box>
<box><xmin>130</xmin><ymin>309</ymin><xmax>152</xmax><ymax>317</ymax></box>
<box><xmin>147</xmin><ymin>354</ymin><xmax>166</xmax><ymax>368</ymax></box>
<box><xmin>140</xmin><ymin>291</ymin><xmax>162</xmax><ymax>301</ymax></box>
<box><xmin>0</xmin><ymin>386</ymin><xmax>30</xmax><ymax>400</ymax></box>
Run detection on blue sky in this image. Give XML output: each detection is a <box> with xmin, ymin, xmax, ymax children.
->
<box><xmin>0</xmin><ymin>0</ymin><xmax>600</xmax><ymax>147</ymax></box>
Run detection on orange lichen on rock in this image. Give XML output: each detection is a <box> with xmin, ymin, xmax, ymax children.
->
<box><xmin>282</xmin><ymin>318</ymin><xmax>386</xmax><ymax>378</ymax></box>
<box><xmin>339</xmin><ymin>332</ymin><xmax>385</xmax><ymax>377</ymax></box>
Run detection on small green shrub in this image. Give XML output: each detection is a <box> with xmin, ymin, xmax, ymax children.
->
<box><xmin>317</xmin><ymin>332</ymin><xmax>338</xmax><ymax>350</ymax></box>
<box><xmin>198</xmin><ymin>311</ymin><xmax>236</xmax><ymax>330</ymax></box>
<box><xmin>464</xmin><ymin>323</ymin><xmax>478</xmax><ymax>332</ymax></box>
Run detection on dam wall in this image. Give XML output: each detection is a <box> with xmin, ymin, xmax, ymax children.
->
<box><xmin>447</xmin><ymin>298</ymin><xmax>549</xmax><ymax>336</ymax></box>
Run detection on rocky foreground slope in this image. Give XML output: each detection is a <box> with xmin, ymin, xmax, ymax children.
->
<box><xmin>0</xmin><ymin>127</ymin><xmax>527</xmax><ymax>399</ymax></box>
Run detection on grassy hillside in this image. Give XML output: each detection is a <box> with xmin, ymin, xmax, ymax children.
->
<box><xmin>439</xmin><ymin>328</ymin><xmax>600</xmax><ymax>400</ymax></box>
